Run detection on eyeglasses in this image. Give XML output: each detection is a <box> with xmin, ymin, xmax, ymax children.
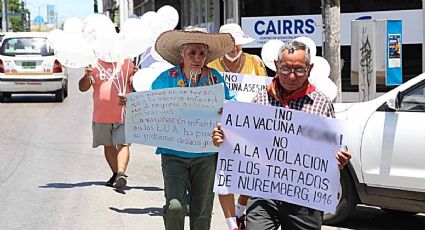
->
<box><xmin>277</xmin><ymin>66</ymin><xmax>309</xmax><ymax>77</ymax></box>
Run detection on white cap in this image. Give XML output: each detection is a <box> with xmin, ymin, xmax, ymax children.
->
<box><xmin>219</xmin><ymin>23</ymin><xmax>254</xmax><ymax>45</ymax></box>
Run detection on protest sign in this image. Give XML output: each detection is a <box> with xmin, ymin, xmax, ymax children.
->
<box><xmin>125</xmin><ymin>84</ymin><xmax>224</xmax><ymax>152</ymax></box>
<box><xmin>214</xmin><ymin>101</ymin><xmax>346</xmax><ymax>213</ymax></box>
<box><xmin>221</xmin><ymin>72</ymin><xmax>271</xmax><ymax>102</ymax></box>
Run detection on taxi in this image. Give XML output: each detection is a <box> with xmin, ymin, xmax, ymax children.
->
<box><xmin>0</xmin><ymin>32</ymin><xmax>68</xmax><ymax>102</ymax></box>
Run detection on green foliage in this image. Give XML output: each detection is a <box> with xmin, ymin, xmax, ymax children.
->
<box><xmin>1</xmin><ymin>0</ymin><xmax>29</xmax><ymax>31</ymax></box>
<box><xmin>10</xmin><ymin>16</ymin><xmax>23</xmax><ymax>31</ymax></box>
<box><xmin>1</xmin><ymin>0</ymin><xmax>23</xmax><ymax>12</ymax></box>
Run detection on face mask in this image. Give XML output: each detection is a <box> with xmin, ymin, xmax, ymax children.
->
<box><xmin>225</xmin><ymin>50</ymin><xmax>242</xmax><ymax>62</ymax></box>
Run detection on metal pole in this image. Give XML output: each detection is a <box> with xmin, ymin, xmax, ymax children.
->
<box><xmin>423</xmin><ymin>0</ymin><xmax>425</xmax><ymax>72</ymax></box>
<box><xmin>119</xmin><ymin>0</ymin><xmax>128</xmax><ymax>28</ymax></box>
<box><xmin>2</xmin><ymin>0</ymin><xmax>8</xmax><ymax>32</ymax></box>
<box><xmin>128</xmin><ymin>0</ymin><xmax>133</xmax><ymax>16</ymax></box>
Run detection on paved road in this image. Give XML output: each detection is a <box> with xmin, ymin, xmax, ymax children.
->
<box><xmin>0</xmin><ymin>68</ymin><xmax>424</xmax><ymax>230</ymax></box>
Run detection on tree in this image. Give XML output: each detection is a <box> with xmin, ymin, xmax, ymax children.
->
<box><xmin>321</xmin><ymin>0</ymin><xmax>342</xmax><ymax>102</ymax></box>
<box><xmin>1</xmin><ymin>0</ymin><xmax>29</xmax><ymax>32</ymax></box>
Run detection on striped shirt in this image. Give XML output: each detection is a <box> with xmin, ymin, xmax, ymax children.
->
<box><xmin>252</xmin><ymin>88</ymin><xmax>335</xmax><ymax>118</ymax></box>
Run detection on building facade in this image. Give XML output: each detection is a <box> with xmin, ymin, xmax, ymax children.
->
<box><xmin>130</xmin><ymin>0</ymin><xmax>423</xmax><ymax>92</ymax></box>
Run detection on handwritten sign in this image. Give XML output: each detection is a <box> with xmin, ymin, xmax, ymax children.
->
<box><xmin>214</xmin><ymin>101</ymin><xmax>346</xmax><ymax>213</ymax></box>
<box><xmin>221</xmin><ymin>72</ymin><xmax>272</xmax><ymax>102</ymax></box>
<box><xmin>125</xmin><ymin>84</ymin><xmax>224</xmax><ymax>152</ymax></box>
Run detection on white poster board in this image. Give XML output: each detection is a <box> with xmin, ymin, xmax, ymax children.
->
<box><xmin>221</xmin><ymin>71</ymin><xmax>272</xmax><ymax>103</ymax></box>
<box><xmin>214</xmin><ymin>101</ymin><xmax>346</xmax><ymax>213</ymax></box>
<box><xmin>125</xmin><ymin>84</ymin><xmax>224</xmax><ymax>152</ymax></box>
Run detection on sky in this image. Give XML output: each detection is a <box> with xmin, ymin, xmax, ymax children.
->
<box><xmin>25</xmin><ymin>0</ymin><xmax>102</xmax><ymax>25</ymax></box>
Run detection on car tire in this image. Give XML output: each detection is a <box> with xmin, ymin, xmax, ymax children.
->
<box><xmin>55</xmin><ymin>89</ymin><xmax>64</xmax><ymax>102</ymax></box>
<box><xmin>323</xmin><ymin>168</ymin><xmax>358</xmax><ymax>225</ymax></box>
<box><xmin>64</xmin><ymin>81</ymin><xmax>68</xmax><ymax>98</ymax></box>
<box><xmin>0</xmin><ymin>92</ymin><xmax>11</xmax><ymax>102</ymax></box>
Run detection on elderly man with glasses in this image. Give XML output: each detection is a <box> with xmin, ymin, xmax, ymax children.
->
<box><xmin>212</xmin><ymin>39</ymin><xmax>351</xmax><ymax>230</ymax></box>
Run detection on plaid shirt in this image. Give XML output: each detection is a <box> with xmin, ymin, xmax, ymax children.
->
<box><xmin>252</xmin><ymin>88</ymin><xmax>335</xmax><ymax>118</ymax></box>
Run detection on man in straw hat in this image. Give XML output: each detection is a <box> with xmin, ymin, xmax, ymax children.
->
<box><xmin>212</xmin><ymin>39</ymin><xmax>351</xmax><ymax>230</ymax></box>
<box><xmin>209</xmin><ymin>23</ymin><xmax>268</xmax><ymax>230</ymax></box>
<box><xmin>209</xmin><ymin>23</ymin><xmax>267</xmax><ymax>76</ymax></box>
<box><xmin>152</xmin><ymin>26</ymin><xmax>235</xmax><ymax>230</ymax></box>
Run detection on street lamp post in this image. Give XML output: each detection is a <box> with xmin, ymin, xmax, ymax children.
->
<box><xmin>2</xmin><ymin>0</ymin><xmax>8</xmax><ymax>32</ymax></box>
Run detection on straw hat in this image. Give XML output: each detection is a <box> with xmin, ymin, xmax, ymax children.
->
<box><xmin>219</xmin><ymin>23</ymin><xmax>254</xmax><ymax>45</ymax></box>
<box><xmin>155</xmin><ymin>26</ymin><xmax>235</xmax><ymax>66</ymax></box>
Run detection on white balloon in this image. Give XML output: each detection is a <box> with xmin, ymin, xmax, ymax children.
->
<box><xmin>294</xmin><ymin>36</ymin><xmax>317</xmax><ymax>58</ymax></box>
<box><xmin>118</xmin><ymin>18</ymin><xmax>153</xmax><ymax>58</ymax></box>
<box><xmin>55</xmin><ymin>33</ymin><xmax>96</xmax><ymax>68</ymax></box>
<box><xmin>309</xmin><ymin>56</ymin><xmax>331</xmax><ymax>85</ymax></box>
<box><xmin>157</xmin><ymin>5</ymin><xmax>179</xmax><ymax>30</ymax></box>
<box><xmin>47</xmin><ymin>29</ymin><xmax>65</xmax><ymax>50</ymax></box>
<box><xmin>149</xmin><ymin>61</ymin><xmax>173</xmax><ymax>72</ymax></box>
<box><xmin>139</xmin><ymin>11</ymin><xmax>156</xmax><ymax>21</ymax></box>
<box><xmin>132</xmin><ymin>68</ymin><xmax>162</xmax><ymax>92</ymax></box>
<box><xmin>140</xmin><ymin>11</ymin><xmax>168</xmax><ymax>42</ymax></box>
<box><xmin>315</xmin><ymin>77</ymin><xmax>337</xmax><ymax>101</ymax></box>
<box><xmin>83</xmin><ymin>14</ymin><xmax>116</xmax><ymax>57</ymax></box>
<box><xmin>63</xmin><ymin>17</ymin><xmax>84</xmax><ymax>33</ymax></box>
<box><xmin>261</xmin><ymin>39</ymin><xmax>284</xmax><ymax>71</ymax></box>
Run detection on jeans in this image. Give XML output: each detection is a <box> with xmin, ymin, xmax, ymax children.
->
<box><xmin>161</xmin><ymin>154</ymin><xmax>217</xmax><ymax>230</ymax></box>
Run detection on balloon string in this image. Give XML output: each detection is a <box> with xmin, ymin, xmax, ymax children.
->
<box><xmin>111</xmin><ymin>61</ymin><xmax>123</xmax><ymax>94</ymax></box>
<box><xmin>95</xmin><ymin>60</ymin><xmax>121</xmax><ymax>95</ymax></box>
<box><xmin>123</xmin><ymin>59</ymin><xmax>131</xmax><ymax>94</ymax></box>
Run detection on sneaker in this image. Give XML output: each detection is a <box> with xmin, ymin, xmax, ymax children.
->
<box><xmin>113</xmin><ymin>172</ymin><xmax>128</xmax><ymax>189</ymax></box>
<box><xmin>105</xmin><ymin>173</ymin><xmax>117</xmax><ymax>187</ymax></box>
<box><xmin>237</xmin><ymin>215</ymin><xmax>246</xmax><ymax>230</ymax></box>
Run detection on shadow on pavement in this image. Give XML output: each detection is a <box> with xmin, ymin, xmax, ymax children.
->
<box><xmin>113</xmin><ymin>185</ymin><xmax>164</xmax><ymax>194</ymax></box>
<box><xmin>124</xmin><ymin>186</ymin><xmax>164</xmax><ymax>191</ymax></box>
<box><xmin>109</xmin><ymin>207</ymin><xmax>163</xmax><ymax>216</ymax></box>
<box><xmin>39</xmin><ymin>181</ymin><xmax>105</xmax><ymax>188</ymax></box>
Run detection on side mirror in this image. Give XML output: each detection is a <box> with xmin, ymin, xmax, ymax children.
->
<box><xmin>387</xmin><ymin>91</ymin><xmax>402</xmax><ymax>111</ymax></box>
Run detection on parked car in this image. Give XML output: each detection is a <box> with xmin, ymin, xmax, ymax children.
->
<box><xmin>0</xmin><ymin>32</ymin><xmax>68</xmax><ymax>102</ymax></box>
<box><xmin>324</xmin><ymin>73</ymin><xmax>425</xmax><ymax>224</ymax></box>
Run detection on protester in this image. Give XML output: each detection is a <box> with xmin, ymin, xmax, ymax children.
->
<box><xmin>209</xmin><ymin>23</ymin><xmax>267</xmax><ymax>230</ymax></box>
<box><xmin>212</xmin><ymin>40</ymin><xmax>351</xmax><ymax>230</ymax></box>
<box><xmin>79</xmin><ymin>58</ymin><xmax>135</xmax><ymax>189</ymax></box>
<box><xmin>152</xmin><ymin>26</ymin><xmax>235</xmax><ymax>230</ymax></box>
<box><xmin>208</xmin><ymin>23</ymin><xmax>267</xmax><ymax>76</ymax></box>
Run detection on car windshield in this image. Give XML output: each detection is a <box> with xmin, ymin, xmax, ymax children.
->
<box><xmin>0</xmin><ymin>37</ymin><xmax>54</xmax><ymax>56</ymax></box>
